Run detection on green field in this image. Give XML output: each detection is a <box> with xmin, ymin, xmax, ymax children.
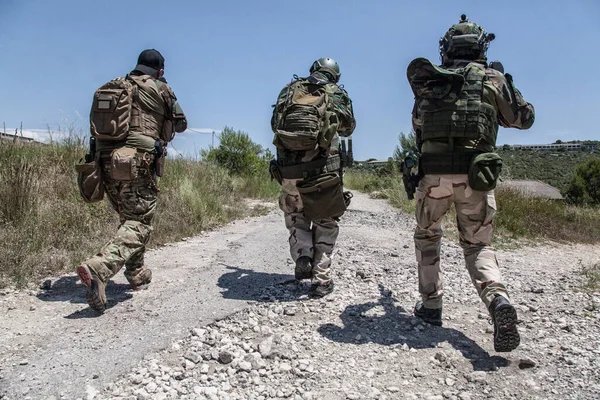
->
<box><xmin>498</xmin><ymin>149</ymin><xmax>598</xmax><ymax>192</ymax></box>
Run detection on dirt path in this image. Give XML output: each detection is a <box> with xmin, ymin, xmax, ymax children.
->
<box><xmin>1</xmin><ymin>192</ymin><xmax>599</xmax><ymax>400</ymax></box>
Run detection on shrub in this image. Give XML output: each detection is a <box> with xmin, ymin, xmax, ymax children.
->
<box><xmin>566</xmin><ymin>157</ymin><xmax>600</xmax><ymax>205</ymax></box>
<box><xmin>201</xmin><ymin>126</ymin><xmax>270</xmax><ymax>176</ymax></box>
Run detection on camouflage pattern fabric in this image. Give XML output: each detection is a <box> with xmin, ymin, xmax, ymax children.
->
<box><xmin>414</xmin><ymin>174</ymin><xmax>508</xmax><ymax>309</ymax></box>
<box><xmin>411</xmin><ymin>59</ymin><xmax>534</xmax><ymax>311</ymax></box>
<box><xmin>272</xmin><ymin>69</ymin><xmax>355</xmax><ymax>285</ymax></box>
<box><xmin>279</xmin><ymin>178</ymin><xmax>339</xmax><ymax>285</ymax></box>
<box><xmin>82</xmin><ymin>151</ymin><xmax>156</xmax><ymax>286</ymax></box>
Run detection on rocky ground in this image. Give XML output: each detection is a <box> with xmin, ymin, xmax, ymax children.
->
<box><xmin>1</xmin><ymin>192</ymin><xmax>599</xmax><ymax>400</ymax></box>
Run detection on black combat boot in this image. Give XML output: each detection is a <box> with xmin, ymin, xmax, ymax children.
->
<box><xmin>308</xmin><ymin>281</ymin><xmax>334</xmax><ymax>298</ymax></box>
<box><xmin>295</xmin><ymin>256</ymin><xmax>313</xmax><ymax>281</ymax></box>
<box><xmin>489</xmin><ymin>295</ymin><xmax>520</xmax><ymax>352</ymax></box>
<box><xmin>414</xmin><ymin>300</ymin><xmax>442</xmax><ymax>326</ymax></box>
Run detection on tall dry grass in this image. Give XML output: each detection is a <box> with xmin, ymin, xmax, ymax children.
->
<box><xmin>0</xmin><ymin>139</ymin><xmax>279</xmax><ymax>288</ymax></box>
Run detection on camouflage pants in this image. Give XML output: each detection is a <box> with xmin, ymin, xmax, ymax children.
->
<box><xmin>83</xmin><ymin>151</ymin><xmax>157</xmax><ymax>286</ymax></box>
<box><xmin>414</xmin><ymin>174</ymin><xmax>508</xmax><ymax>309</ymax></box>
<box><xmin>279</xmin><ymin>178</ymin><xmax>339</xmax><ymax>284</ymax></box>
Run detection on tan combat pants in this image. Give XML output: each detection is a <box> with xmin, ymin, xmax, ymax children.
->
<box><xmin>414</xmin><ymin>174</ymin><xmax>509</xmax><ymax>309</ymax></box>
<box><xmin>279</xmin><ymin>178</ymin><xmax>339</xmax><ymax>284</ymax></box>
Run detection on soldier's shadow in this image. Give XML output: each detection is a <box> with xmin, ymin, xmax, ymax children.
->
<box><xmin>36</xmin><ymin>275</ymin><xmax>133</xmax><ymax>318</ymax></box>
<box><xmin>217</xmin><ymin>265</ymin><xmax>310</xmax><ymax>302</ymax></box>
<box><xmin>318</xmin><ymin>284</ymin><xmax>510</xmax><ymax>372</ymax></box>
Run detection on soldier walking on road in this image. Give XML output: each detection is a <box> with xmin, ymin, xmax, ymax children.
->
<box><xmin>270</xmin><ymin>58</ymin><xmax>356</xmax><ymax>298</ymax></box>
<box><xmin>76</xmin><ymin>49</ymin><xmax>187</xmax><ymax>313</ymax></box>
<box><xmin>406</xmin><ymin>15</ymin><xmax>535</xmax><ymax>351</ymax></box>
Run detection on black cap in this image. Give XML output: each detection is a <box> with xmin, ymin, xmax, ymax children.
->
<box><xmin>134</xmin><ymin>49</ymin><xmax>165</xmax><ymax>76</ymax></box>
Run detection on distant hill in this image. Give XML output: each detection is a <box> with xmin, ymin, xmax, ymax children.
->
<box><xmin>498</xmin><ymin>149</ymin><xmax>599</xmax><ymax>193</ymax></box>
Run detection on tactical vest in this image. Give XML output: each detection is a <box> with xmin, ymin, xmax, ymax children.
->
<box><xmin>90</xmin><ymin>74</ymin><xmax>167</xmax><ymax>143</ymax></box>
<box><xmin>420</xmin><ymin>63</ymin><xmax>498</xmax><ymax>147</ymax></box>
<box><xmin>127</xmin><ymin>75</ymin><xmax>166</xmax><ymax>141</ymax></box>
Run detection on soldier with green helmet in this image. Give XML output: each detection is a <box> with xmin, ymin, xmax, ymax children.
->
<box><xmin>406</xmin><ymin>15</ymin><xmax>535</xmax><ymax>352</ymax></box>
<box><xmin>270</xmin><ymin>57</ymin><xmax>356</xmax><ymax>298</ymax></box>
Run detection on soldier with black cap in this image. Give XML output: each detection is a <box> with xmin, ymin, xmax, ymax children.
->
<box><xmin>76</xmin><ymin>49</ymin><xmax>187</xmax><ymax>313</ymax></box>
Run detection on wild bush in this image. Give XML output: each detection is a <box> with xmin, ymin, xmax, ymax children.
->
<box><xmin>565</xmin><ymin>157</ymin><xmax>600</xmax><ymax>205</ymax></box>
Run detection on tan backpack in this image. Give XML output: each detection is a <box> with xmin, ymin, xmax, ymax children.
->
<box><xmin>89</xmin><ymin>77</ymin><xmax>138</xmax><ymax>141</ymax></box>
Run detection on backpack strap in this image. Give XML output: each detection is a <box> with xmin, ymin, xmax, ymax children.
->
<box><xmin>125</xmin><ymin>74</ymin><xmax>143</xmax><ymax>129</ymax></box>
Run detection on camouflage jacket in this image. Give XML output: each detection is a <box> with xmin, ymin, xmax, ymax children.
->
<box><xmin>272</xmin><ymin>71</ymin><xmax>356</xmax><ymax>164</ymax></box>
<box><xmin>411</xmin><ymin>60</ymin><xmax>535</xmax><ymax>154</ymax></box>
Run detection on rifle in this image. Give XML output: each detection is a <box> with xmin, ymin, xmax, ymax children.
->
<box><xmin>401</xmin><ymin>157</ymin><xmax>421</xmax><ymax>200</ymax></box>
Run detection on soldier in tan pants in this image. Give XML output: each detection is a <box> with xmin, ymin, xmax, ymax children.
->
<box><xmin>407</xmin><ymin>15</ymin><xmax>535</xmax><ymax>352</ymax></box>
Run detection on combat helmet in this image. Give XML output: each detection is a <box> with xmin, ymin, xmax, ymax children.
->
<box><xmin>310</xmin><ymin>57</ymin><xmax>341</xmax><ymax>83</ymax></box>
<box><xmin>439</xmin><ymin>14</ymin><xmax>495</xmax><ymax>65</ymax></box>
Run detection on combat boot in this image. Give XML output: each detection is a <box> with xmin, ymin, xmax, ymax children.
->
<box><xmin>77</xmin><ymin>264</ymin><xmax>107</xmax><ymax>313</ymax></box>
<box><xmin>489</xmin><ymin>295</ymin><xmax>520</xmax><ymax>352</ymax></box>
<box><xmin>128</xmin><ymin>268</ymin><xmax>152</xmax><ymax>291</ymax></box>
<box><xmin>414</xmin><ymin>301</ymin><xmax>442</xmax><ymax>326</ymax></box>
<box><xmin>294</xmin><ymin>256</ymin><xmax>313</xmax><ymax>281</ymax></box>
<box><xmin>308</xmin><ymin>281</ymin><xmax>334</xmax><ymax>298</ymax></box>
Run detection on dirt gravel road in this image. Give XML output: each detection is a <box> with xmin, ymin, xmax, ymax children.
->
<box><xmin>1</xmin><ymin>192</ymin><xmax>599</xmax><ymax>400</ymax></box>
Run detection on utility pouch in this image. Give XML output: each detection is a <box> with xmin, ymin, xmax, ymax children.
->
<box><xmin>468</xmin><ymin>152</ymin><xmax>503</xmax><ymax>191</ymax></box>
<box><xmin>110</xmin><ymin>147</ymin><xmax>138</xmax><ymax>181</ymax></box>
<box><xmin>296</xmin><ymin>172</ymin><xmax>346</xmax><ymax>220</ymax></box>
<box><xmin>75</xmin><ymin>158</ymin><xmax>104</xmax><ymax>203</ymax></box>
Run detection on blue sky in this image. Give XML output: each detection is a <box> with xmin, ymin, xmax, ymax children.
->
<box><xmin>1</xmin><ymin>0</ymin><xmax>599</xmax><ymax>160</ymax></box>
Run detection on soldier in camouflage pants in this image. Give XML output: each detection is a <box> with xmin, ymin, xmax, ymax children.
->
<box><xmin>77</xmin><ymin>49</ymin><xmax>187</xmax><ymax>313</ymax></box>
<box><xmin>272</xmin><ymin>58</ymin><xmax>356</xmax><ymax>298</ymax></box>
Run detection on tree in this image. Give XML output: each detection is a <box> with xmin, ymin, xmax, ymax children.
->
<box><xmin>393</xmin><ymin>131</ymin><xmax>420</xmax><ymax>163</ymax></box>
<box><xmin>200</xmin><ymin>127</ymin><xmax>268</xmax><ymax>176</ymax></box>
<box><xmin>566</xmin><ymin>157</ymin><xmax>600</xmax><ymax>205</ymax></box>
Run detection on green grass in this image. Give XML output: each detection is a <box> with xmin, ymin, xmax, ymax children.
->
<box><xmin>0</xmin><ymin>139</ymin><xmax>279</xmax><ymax>288</ymax></box>
<box><xmin>344</xmin><ymin>169</ymin><xmax>600</xmax><ymax>245</ymax></box>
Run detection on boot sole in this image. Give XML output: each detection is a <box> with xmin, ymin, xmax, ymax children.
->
<box><xmin>493</xmin><ymin>305</ymin><xmax>520</xmax><ymax>352</ymax></box>
<box><xmin>77</xmin><ymin>265</ymin><xmax>106</xmax><ymax>313</ymax></box>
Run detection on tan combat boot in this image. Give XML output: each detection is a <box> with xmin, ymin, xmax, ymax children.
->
<box><xmin>127</xmin><ymin>268</ymin><xmax>152</xmax><ymax>291</ymax></box>
<box><xmin>76</xmin><ymin>264</ymin><xmax>107</xmax><ymax>313</ymax></box>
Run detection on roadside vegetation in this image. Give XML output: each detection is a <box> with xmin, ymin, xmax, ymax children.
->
<box><xmin>0</xmin><ymin>127</ymin><xmax>279</xmax><ymax>288</ymax></box>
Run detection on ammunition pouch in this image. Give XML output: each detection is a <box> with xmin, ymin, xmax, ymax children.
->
<box><xmin>296</xmin><ymin>172</ymin><xmax>346</xmax><ymax>220</ymax></box>
<box><xmin>468</xmin><ymin>152</ymin><xmax>503</xmax><ymax>191</ymax></box>
<box><xmin>419</xmin><ymin>152</ymin><xmax>477</xmax><ymax>175</ymax></box>
<box><xmin>75</xmin><ymin>154</ymin><xmax>104</xmax><ymax>203</ymax></box>
<box><xmin>109</xmin><ymin>147</ymin><xmax>153</xmax><ymax>181</ymax></box>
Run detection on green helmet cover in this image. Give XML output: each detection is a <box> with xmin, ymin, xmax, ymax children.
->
<box><xmin>310</xmin><ymin>57</ymin><xmax>341</xmax><ymax>82</ymax></box>
<box><xmin>439</xmin><ymin>14</ymin><xmax>495</xmax><ymax>64</ymax></box>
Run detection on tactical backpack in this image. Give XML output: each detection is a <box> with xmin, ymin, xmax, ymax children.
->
<box><xmin>90</xmin><ymin>77</ymin><xmax>138</xmax><ymax>142</ymax></box>
<box><xmin>272</xmin><ymin>77</ymin><xmax>338</xmax><ymax>152</ymax></box>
